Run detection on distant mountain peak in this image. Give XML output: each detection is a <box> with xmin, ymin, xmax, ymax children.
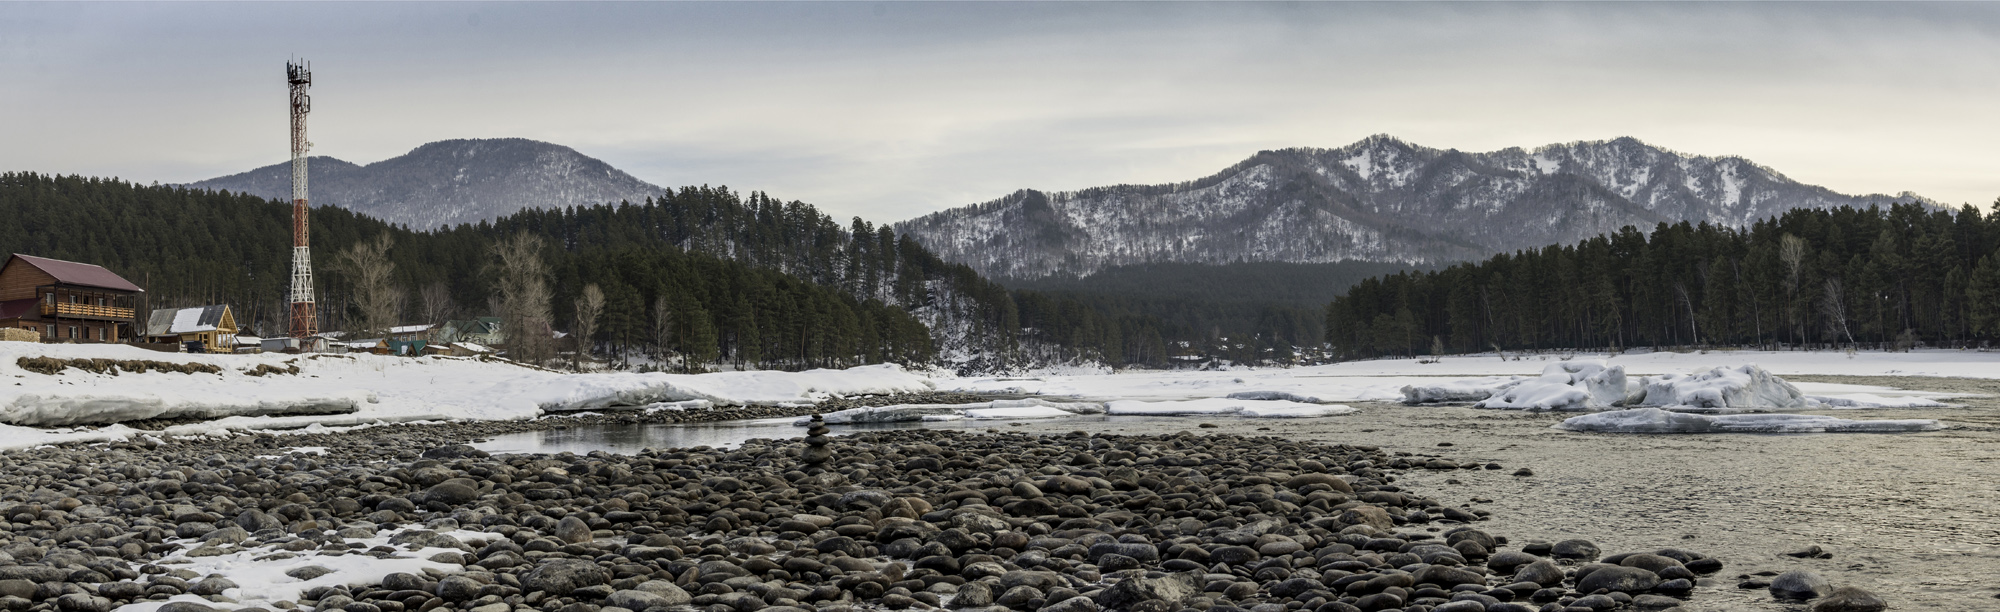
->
<box><xmin>897</xmin><ymin>135</ymin><xmax>1929</xmax><ymax>280</ymax></box>
<box><xmin>188</xmin><ymin>137</ymin><xmax>664</xmax><ymax>229</ymax></box>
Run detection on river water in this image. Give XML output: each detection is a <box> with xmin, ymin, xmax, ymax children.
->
<box><xmin>474</xmin><ymin>376</ymin><xmax>2000</xmax><ymax>611</ymax></box>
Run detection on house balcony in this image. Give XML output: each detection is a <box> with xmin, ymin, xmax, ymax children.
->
<box><xmin>41</xmin><ymin>303</ymin><xmax>135</xmax><ymax>320</ymax></box>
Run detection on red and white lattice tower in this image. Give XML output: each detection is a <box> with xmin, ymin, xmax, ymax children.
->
<box><xmin>286</xmin><ymin>60</ymin><xmax>319</xmax><ymax>339</ymax></box>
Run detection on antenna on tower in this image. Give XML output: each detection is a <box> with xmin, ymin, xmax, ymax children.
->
<box><xmin>287</xmin><ymin>59</ymin><xmax>320</xmax><ymax>341</ymax></box>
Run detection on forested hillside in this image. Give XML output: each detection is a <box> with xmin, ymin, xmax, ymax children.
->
<box><xmin>1325</xmin><ymin>203</ymin><xmax>2000</xmax><ymax>358</ymax></box>
<box><xmin>1008</xmin><ymin>261</ymin><xmax>1428</xmax><ymax>364</ymax></box>
<box><xmin>900</xmin><ymin>135</ymin><xmax>1925</xmax><ymax>280</ymax></box>
<box><xmin>1</xmin><ymin>173</ymin><xmax>1237</xmax><ymax>371</ymax></box>
<box><xmin>0</xmin><ymin>173</ymin><xmax>939</xmax><ymax>369</ymax></box>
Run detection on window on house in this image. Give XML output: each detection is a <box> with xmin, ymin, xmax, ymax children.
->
<box><xmin>43</xmin><ymin>293</ymin><xmax>53</xmax><ymax>304</ymax></box>
<box><xmin>68</xmin><ymin>326</ymin><xmax>77</xmax><ymax>339</ymax></box>
<box><xmin>46</xmin><ymin>324</ymin><xmax>54</xmax><ymax>336</ymax></box>
<box><xmin>97</xmin><ymin>297</ymin><xmax>106</xmax><ymax>307</ymax></box>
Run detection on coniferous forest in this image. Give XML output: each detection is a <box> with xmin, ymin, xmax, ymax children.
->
<box><xmin>0</xmin><ymin>172</ymin><xmax>1211</xmax><ymax>370</ymax></box>
<box><xmin>1324</xmin><ymin>203</ymin><xmax>2000</xmax><ymax>359</ymax></box>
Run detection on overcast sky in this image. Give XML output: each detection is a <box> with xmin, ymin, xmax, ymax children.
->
<box><xmin>5</xmin><ymin>2</ymin><xmax>1998</xmax><ymax>222</ymax></box>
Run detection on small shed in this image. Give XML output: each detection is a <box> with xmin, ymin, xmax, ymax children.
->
<box><xmin>233</xmin><ymin>335</ymin><xmax>264</xmax><ymax>354</ymax></box>
<box><xmin>145</xmin><ymin>305</ymin><xmax>239</xmax><ymax>353</ymax></box>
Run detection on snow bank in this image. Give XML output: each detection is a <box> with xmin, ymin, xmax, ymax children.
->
<box><xmin>1106</xmin><ymin>398</ymin><xmax>1357</xmax><ymax>418</ymax></box>
<box><xmin>0</xmin><ymin>388</ymin><xmax>369</xmax><ymax>427</ymax></box>
<box><xmin>0</xmin><ymin>423</ymin><xmax>146</xmax><ymax>452</ymax></box>
<box><xmin>1555</xmin><ymin>408</ymin><xmax>1945</xmax><ymax>434</ymax></box>
<box><xmin>801</xmin><ymin>399</ymin><xmax>1103</xmax><ymax>425</ymax></box>
<box><xmin>0</xmin><ymin>343</ymin><xmax>941</xmax><ymax>445</ymax></box>
<box><xmin>519</xmin><ymin>364</ymin><xmax>935</xmax><ymax>412</ymax></box>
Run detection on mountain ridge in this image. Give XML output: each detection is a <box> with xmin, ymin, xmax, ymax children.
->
<box><xmin>896</xmin><ymin>135</ymin><xmax>1932</xmax><ymax>280</ymax></box>
<box><xmin>187</xmin><ymin>138</ymin><xmax>666</xmax><ymax>230</ymax></box>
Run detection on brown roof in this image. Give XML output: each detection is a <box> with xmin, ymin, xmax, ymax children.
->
<box><xmin>4</xmin><ymin>254</ymin><xmax>144</xmax><ymax>293</ymax></box>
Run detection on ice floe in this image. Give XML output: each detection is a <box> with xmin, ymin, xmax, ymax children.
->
<box><xmin>1403</xmin><ymin>362</ymin><xmax>1819</xmax><ymax>413</ymax></box>
<box><xmin>1105</xmin><ymin>398</ymin><xmax>1357</xmax><ymax>418</ymax></box>
<box><xmin>1555</xmin><ymin>408</ymin><xmax>1946</xmax><ymax>434</ymax></box>
<box><xmin>800</xmin><ymin>399</ymin><xmax>1104</xmax><ymax>425</ymax></box>
<box><xmin>523</xmin><ymin>364</ymin><xmax>936</xmax><ymax>412</ymax></box>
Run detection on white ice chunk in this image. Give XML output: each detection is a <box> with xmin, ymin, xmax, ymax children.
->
<box><xmin>1638</xmin><ymin>365</ymin><xmax>1805</xmax><ymax>412</ymax></box>
<box><xmin>801</xmin><ymin>398</ymin><xmax>1102</xmax><ymax>425</ymax></box>
<box><xmin>1227</xmin><ymin>391</ymin><xmax>1324</xmax><ymax>403</ymax></box>
<box><xmin>1106</xmin><ymin>398</ymin><xmax>1353</xmax><ymax>417</ymax></box>
<box><xmin>1555</xmin><ymin>408</ymin><xmax>1945</xmax><ymax>434</ymax></box>
<box><xmin>1237</xmin><ymin>404</ymin><xmax>1357</xmax><ymax>418</ymax></box>
<box><xmin>1804</xmin><ymin>394</ymin><xmax>1949</xmax><ymax>408</ymax></box>
<box><xmin>1401</xmin><ymin>377</ymin><xmax>1523</xmax><ymax>404</ymax></box>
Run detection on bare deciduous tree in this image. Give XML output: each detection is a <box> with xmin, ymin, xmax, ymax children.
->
<box><xmin>651</xmin><ymin>298</ymin><xmax>676</xmax><ymax>365</ymax></box>
<box><xmin>491</xmin><ymin>233</ymin><xmax>554</xmax><ymax>365</ymax></box>
<box><xmin>333</xmin><ymin>234</ymin><xmax>403</xmax><ymax>337</ymax></box>
<box><xmin>418</xmin><ymin>282</ymin><xmax>454</xmax><ymax>325</ymax></box>
<box><xmin>1779</xmin><ymin>234</ymin><xmax>1808</xmax><ymax>294</ymax></box>
<box><xmin>572</xmin><ymin>284</ymin><xmax>605</xmax><ymax>370</ymax></box>
<box><xmin>1820</xmin><ymin>277</ymin><xmax>1856</xmax><ymax>346</ymax></box>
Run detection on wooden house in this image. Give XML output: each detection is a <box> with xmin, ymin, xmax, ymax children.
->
<box><xmin>145</xmin><ymin>305</ymin><xmax>239</xmax><ymax>353</ymax></box>
<box><xmin>387</xmin><ymin>324</ymin><xmax>437</xmax><ymax>342</ymax></box>
<box><xmin>0</xmin><ymin>254</ymin><xmax>145</xmax><ymax>343</ymax></box>
<box><xmin>439</xmin><ymin>317</ymin><xmax>504</xmax><ymax>345</ymax></box>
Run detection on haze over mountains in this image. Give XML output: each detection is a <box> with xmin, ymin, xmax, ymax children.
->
<box><xmin>896</xmin><ymin>135</ymin><xmax>1932</xmax><ymax>280</ymax></box>
<box><xmin>190</xmin><ymin>135</ymin><xmax>1933</xmax><ymax>283</ymax></box>
<box><xmin>189</xmin><ymin>138</ymin><xmax>664</xmax><ymax>229</ymax></box>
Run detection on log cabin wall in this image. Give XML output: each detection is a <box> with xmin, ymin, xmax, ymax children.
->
<box><xmin>0</xmin><ymin>259</ymin><xmax>58</xmax><ymax>302</ymax></box>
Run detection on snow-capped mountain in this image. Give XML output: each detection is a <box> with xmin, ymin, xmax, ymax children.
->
<box><xmin>188</xmin><ymin>138</ymin><xmax>665</xmax><ymax>229</ymax></box>
<box><xmin>896</xmin><ymin>135</ymin><xmax>1930</xmax><ymax>279</ymax></box>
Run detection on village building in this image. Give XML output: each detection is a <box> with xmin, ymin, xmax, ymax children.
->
<box><xmin>438</xmin><ymin>317</ymin><xmax>504</xmax><ymax>345</ymax></box>
<box><xmin>386</xmin><ymin>323</ymin><xmax>437</xmax><ymax>342</ymax></box>
<box><xmin>144</xmin><ymin>305</ymin><xmax>240</xmax><ymax>353</ymax></box>
<box><xmin>0</xmin><ymin>254</ymin><xmax>144</xmax><ymax>343</ymax></box>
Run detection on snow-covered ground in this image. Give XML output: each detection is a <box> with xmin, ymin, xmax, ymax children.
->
<box><xmin>3</xmin><ymin>343</ymin><xmax>1992</xmax><ymax>451</ymax></box>
<box><xmin>0</xmin><ymin>343</ymin><xmax>929</xmax><ymax>450</ymax></box>
<box><xmin>938</xmin><ymin>349</ymin><xmax>2000</xmax><ymax>404</ymax></box>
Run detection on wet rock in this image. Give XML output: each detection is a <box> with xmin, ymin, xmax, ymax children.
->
<box><xmin>522</xmin><ymin>558</ymin><xmax>609</xmax><ymax>596</ymax></box>
<box><xmin>1551</xmin><ymin>539</ymin><xmax>1600</xmax><ymax>561</ymax></box>
<box><xmin>1769</xmin><ymin>570</ymin><xmax>1833</xmax><ymax>600</ymax></box>
<box><xmin>1575</xmin><ymin>566</ymin><xmax>1658</xmax><ymax>593</ymax></box>
<box><xmin>1810</xmin><ymin>587</ymin><xmax>1888</xmax><ymax>612</ymax></box>
<box><xmin>1097</xmin><ymin>572</ymin><xmax>1201</xmax><ymax>609</ymax></box>
<box><xmin>191</xmin><ymin>576</ymin><xmax>239</xmax><ymax>596</ymax></box>
<box><xmin>1784</xmin><ymin>545</ymin><xmax>1832</xmax><ymax>559</ymax></box>
<box><xmin>1512</xmin><ymin>561</ymin><xmax>1564</xmax><ymax>587</ymax></box>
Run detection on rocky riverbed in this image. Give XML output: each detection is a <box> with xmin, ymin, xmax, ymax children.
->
<box><xmin>0</xmin><ymin>382</ymin><xmax>1950</xmax><ymax>612</ymax></box>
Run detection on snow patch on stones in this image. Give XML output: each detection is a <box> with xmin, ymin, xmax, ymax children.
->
<box><xmin>109</xmin><ymin>525</ymin><xmax>485</xmax><ymax>612</ymax></box>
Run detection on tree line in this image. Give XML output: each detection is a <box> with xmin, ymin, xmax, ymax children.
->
<box><xmin>0</xmin><ymin>173</ymin><xmax>1203</xmax><ymax>370</ymax></box>
<box><xmin>1325</xmin><ymin>202</ymin><xmax>2000</xmax><ymax>358</ymax></box>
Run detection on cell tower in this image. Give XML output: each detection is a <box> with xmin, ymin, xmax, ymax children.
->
<box><xmin>286</xmin><ymin>59</ymin><xmax>319</xmax><ymax>339</ymax></box>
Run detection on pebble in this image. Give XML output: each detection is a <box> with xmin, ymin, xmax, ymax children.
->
<box><xmin>1770</xmin><ymin>569</ymin><xmax>1834</xmax><ymax>599</ymax></box>
<box><xmin>0</xmin><ymin>393</ymin><xmax>1736</xmax><ymax>612</ymax></box>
